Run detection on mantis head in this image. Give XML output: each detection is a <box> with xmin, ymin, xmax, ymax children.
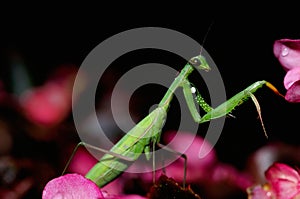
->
<box><xmin>189</xmin><ymin>55</ymin><xmax>211</xmax><ymax>72</ymax></box>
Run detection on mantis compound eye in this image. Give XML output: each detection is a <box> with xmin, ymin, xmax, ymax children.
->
<box><xmin>189</xmin><ymin>57</ymin><xmax>202</xmax><ymax>67</ymax></box>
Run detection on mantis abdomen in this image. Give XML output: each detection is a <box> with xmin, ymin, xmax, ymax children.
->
<box><xmin>85</xmin><ymin>106</ymin><xmax>167</xmax><ymax>187</ymax></box>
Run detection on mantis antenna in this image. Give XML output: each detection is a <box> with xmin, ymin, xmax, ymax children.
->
<box><xmin>199</xmin><ymin>20</ymin><xmax>214</xmax><ymax>56</ymax></box>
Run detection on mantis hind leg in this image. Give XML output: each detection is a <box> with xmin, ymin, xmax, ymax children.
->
<box><xmin>62</xmin><ymin>142</ymin><xmax>135</xmax><ymax>175</ymax></box>
<box><xmin>154</xmin><ymin>143</ymin><xmax>187</xmax><ymax>189</ymax></box>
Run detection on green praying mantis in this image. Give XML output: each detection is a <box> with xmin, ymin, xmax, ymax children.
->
<box><xmin>64</xmin><ymin>53</ymin><xmax>283</xmax><ymax>189</ymax></box>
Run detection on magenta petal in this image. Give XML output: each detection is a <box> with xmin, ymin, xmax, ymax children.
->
<box><xmin>42</xmin><ymin>173</ymin><xmax>104</xmax><ymax>199</ymax></box>
<box><xmin>209</xmin><ymin>163</ymin><xmax>253</xmax><ymax>190</ymax></box>
<box><xmin>265</xmin><ymin>163</ymin><xmax>300</xmax><ymax>198</ymax></box>
<box><xmin>272</xmin><ymin>179</ymin><xmax>300</xmax><ymax>199</ymax></box>
<box><xmin>162</xmin><ymin>131</ymin><xmax>217</xmax><ymax>182</ymax></box>
<box><xmin>285</xmin><ymin>80</ymin><xmax>300</xmax><ymax>103</ymax></box>
<box><xmin>273</xmin><ymin>39</ymin><xmax>300</xmax><ymax>71</ymax></box>
<box><xmin>20</xmin><ymin>83</ymin><xmax>71</xmax><ymax>126</ymax></box>
<box><xmin>246</xmin><ymin>184</ymin><xmax>274</xmax><ymax>199</ymax></box>
<box><xmin>266</xmin><ymin>163</ymin><xmax>300</xmax><ymax>183</ymax></box>
<box><xmin>68</xmin><ymin>147</ymin><xmax>98</xmax><ymax>175</ymax></box>
<box><xmin>163</xmin><ymin>131</ymin><xmax>217</xmax><ymax>167</ymax></box>
<box><xmin>117</xmin><ymin>195</ymin><xmax>148</xmax><ymax>199</ymax></box>
<box><xmin>284</xmin><ymin>68</ymin><xmax>300</xmax><ymax>89</ymax></box>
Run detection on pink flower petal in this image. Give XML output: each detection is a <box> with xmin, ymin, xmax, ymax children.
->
<box><xmin>101</xmin><ymin>192</ymin><xmax>147</xmax><ymax>199</ymax></box>
<box><xmin>67</xmin><ymin>147</ymin><xmax>98</xmax><ymax>175</ymax></box>
<box><xmin>101</xmin><ymin>176</ymin><xmax>125</xmax><ymax>196</ymax></box>
<box><xmin>247</xmin><ymin>184</ymin><xmax>274</xmax><ymax>199</ymax></box>
<box><xmin>42</xmin><ymin>173</ymin><xmax>104</xmax><ymax>199</ymax></box>
<box><xmin>20</xmin><ymin>83</ymin><xmax>71</xmax><ymax>126</ymax></box>
<box><xmin>272</xmin><ymin>179</ymin><xmax>300</xmax><ymax>199</ymax></box>
<box><xmin>266</xmin><ymin>163</ymin><xmax>300</xmax><ymax>184</ymax></box>
<box><xmin>209</xmin><ymin>163</ymin><xmax>253</xmax><ymax>190</ymax></box>
<box><xmin>162</xmin><ymin>131</ymin><xmax>217</xmax><ymax>182</ymax></box>
<box><xmin>265</xmin><ymin>163</ymin><xmax>300</xmax><ymax>198</ymax></box>
<box><xmin>285</xmin><ymin>80</ymin><xmax>300</xmax><ymax>103</ymax></box>
<box><xmin>273</xmin><ymin>39</ymin><xmax>300</xmax><ymax>71</ymax></box>
<box><xmin>116</xmin><ymin>195</ymin><xmax>147</xmax><ymax>199</ymax></box>
<box><xmin>284</xmin><ymin>68</ymin><xmax>300</xmax><ymax>90</ymax></box>
<box><xmin>19</xmin><ymin>65</ymin><xmax>78</xmax><ymax>127</ymax></box>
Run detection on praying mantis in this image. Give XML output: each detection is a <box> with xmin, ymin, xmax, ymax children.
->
<box><xmin>65</xmin><ymin>53</ymin><xmax>283</xmax><ymax>189</ymax></box>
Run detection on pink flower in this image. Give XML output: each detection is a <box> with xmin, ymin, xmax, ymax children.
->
<box><xmin>162</xmin><ymin>130</ymin><xmax>217</xmax><ymax>183</ymax></box>
<box><xmin>247</xmin><ymin>184</ymin><xmax>274</xmax><ymax>199</ymax></box>
<box><xmin>265</xmin><ymin>163</ymin><xmax>300</xmax><ymax>199</ymax></box>
<box><xmin>20</xmin><ymin>82</ymin><xmax>71</xmax><ymax>126</ymax></box>
<box><xmin>273</xmin><ymin>39</ymin><xmax>300</xmax><ymax>102</ymax></box>
<box><xmin>273</xmin><ymin>39</ymin><xmax>300</xmax><ymax>71</ymax></box>
<box><xmin>162</xmin><ymin>131</ymin><xmax>252</xmax><ymax>188</ymax></box>
<box><xmin>42</xmin><ymin>173</ymin><xmax>148</xmax><ymax>199</ymax></box>
<box><xmin>42</xmin><ymin>173</ymin><xmax>104</xmax><ymax>199</ymax></box>
<box><xmin>285</xmin><ymin>80</ymin><xmax>300</xmax><ymax>102</ymax></box>
<box><xmin>109</xmin><ymin>195</ymin><xmax>147</xmax><ymax>199</ymax></box>
<box><xmin>161</xmin><ymin>131</ymin><xmax>253</xmax><ymax>198</ymax></box>
<box><xmin>20</xmin><ymin>65</ymin><xmax>78</xmax><ymax>127</ymax></box>
<box><xmin>247</xmin><ymin>162</ymin><xmax>300</xmax><ymax>199</ymax></box>
<box><xmin>67</xmin><ymin>146</ymin><xmax>98</xmax><ymax>175</ymax></box>
<box><xmin>208</xmin><ymin>163</ymin><xmax>253</xmax><ymax>190</ymax></box>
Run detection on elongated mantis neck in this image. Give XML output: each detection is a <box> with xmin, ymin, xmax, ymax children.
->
<box><xmin>158</xmin><ymin>63</ymin><xmax>194</xmax><ymax>110</ymax></box>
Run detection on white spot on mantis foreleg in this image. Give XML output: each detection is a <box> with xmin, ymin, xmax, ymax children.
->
<box><xmin>191</xmin><ymin>87</ymin><xmax>196</xmax><ymax>94</ymax></box>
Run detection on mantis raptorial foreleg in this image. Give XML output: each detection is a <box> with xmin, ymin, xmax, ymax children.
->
<box><xmin>182</xmin><ymin>79</ymin><xmax>283</xmax><ymax>137</ymax></box>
